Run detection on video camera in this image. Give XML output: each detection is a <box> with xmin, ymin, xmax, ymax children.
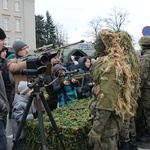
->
<box><xmin>21</xmin><ymin>52</ymin><xmax>58</xmax><ymax>77</ymax></box>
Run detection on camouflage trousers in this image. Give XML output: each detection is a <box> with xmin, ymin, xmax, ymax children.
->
<box><xmin>88</xmin><ymin>109</ymin><xmax>122</xmax><ymax>150</ymax></box>
<box><xmin>119</xmin><ymin>117</ymin><xmax>136</xmax><ymax>142</ymax></box>
<box><xmin>141</xmin><ymin>89</ymin><xmax>150</xmax><ymax>128</ymax></box>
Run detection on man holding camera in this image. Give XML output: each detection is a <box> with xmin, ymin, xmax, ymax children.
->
<box><xmin>8</xmin><ymin>40</ymin><xmax>53</xmax><ymax>114</ymax></box>
<box><xmin>7</xmin><ymin>40</ymin><xmax>29</xmax><ymax>94</ymax></box>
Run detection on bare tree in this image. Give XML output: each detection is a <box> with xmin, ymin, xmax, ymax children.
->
<box><xmin>83</xmin><ymin>16</ymin><xmax>103</xmax><ymax>42</ymax></box>
<box><xmin>103</xmin><ymin>7</ymin><xmax>129</xmax><ymax>31</ymax></box>
<box><xmin>55</xmin><ymin>23</ymin><xmax>69</xmax><ymax>47</ymax></box>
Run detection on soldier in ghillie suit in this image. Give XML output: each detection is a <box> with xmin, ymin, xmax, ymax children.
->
<box><xmin>117</xmin><ymin>31</ymin><xmax>140</xmax><ymax>150</ymax></box>
<box><xmin>137</xmin><ymin>36</ymin><xmax>150</xmax><ymax>142</ymax></box>
<box><xmin>88</xmin><ymin>29</ymin><xmax>134</xmax><ymax>150</ymax></box>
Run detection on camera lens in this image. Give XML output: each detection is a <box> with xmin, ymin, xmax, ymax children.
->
<box><xmin>38</xmin><ymin>55</ymin><xmax>49</xmax><ymax>65</ymax></box>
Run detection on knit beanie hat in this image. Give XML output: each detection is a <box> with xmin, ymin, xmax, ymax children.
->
<box><xmin>53</xmin><ymin>64</ymin><xmax>66</xmax><ymax>76</ymax></box>
<box><xmin>18</xmin><ymin>81</ymin><xmax>31</xmax><ymax>95</ymax></box>
<box><xmin>0</xmin><ymin>46</ymin><xmax>8</xmax><ymax>53</ymax></box>
<box><xmin>0</xmin><ymin>28</ymin><xmax>6</xmax><ymax>40</ymax></box>
<box><xmin>12</xmin><ymin>40</ymin><xmax>27</xmax><ymax>56</ymax></box>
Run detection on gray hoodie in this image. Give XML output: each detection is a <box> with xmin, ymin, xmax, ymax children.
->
<box><xmin>11</xmin><ymin>93</ymin><xmax>35</xmax><ymax>139</ymax></box>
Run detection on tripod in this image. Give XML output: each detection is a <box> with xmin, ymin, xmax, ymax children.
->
<box><xmin>12</xmin><ymin>77</ymin><xmax>66</xmax><ymax>150</ymax></box>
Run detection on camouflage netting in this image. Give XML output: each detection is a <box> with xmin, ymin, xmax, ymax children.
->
<box><xmin>24</xmin><ymin>99</ymin><xmax>91</xmax><ymax>150</ymax></box>
<box><xmin>117</xmin><ymin>31</ymin><xmax>140</xmax><ymax>115</ymax></box>
<box><xmin>93</xmin><ymin>29</ymin><xmax>134</xmax><ymax>121</ymax></box>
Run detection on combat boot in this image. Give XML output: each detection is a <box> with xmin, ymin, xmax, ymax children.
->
<box><xmin>137</xmin><ymin>128</ymin><xmax>150</xmax><ymax>142</ymax></box>
<box><xmin>118</xmin><ymin>141</ymin><xmax>129</xmax><ymax>150</ymax></box>
<box><xmin>129</xmin><ymin>136</ymin><xmax>138</xmax><ymax>150</ymax></box>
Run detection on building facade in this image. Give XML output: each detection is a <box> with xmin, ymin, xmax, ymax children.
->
<box><xmin>0</xmin><ymin>0</ymin><xmax>36</xmax><ymax>50</ymax></box>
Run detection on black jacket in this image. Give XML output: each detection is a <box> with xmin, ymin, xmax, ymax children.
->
<box><xmin>0</xmin><ymin>58</ymin><xmax>12</xmax><ymax>101</ymax></box>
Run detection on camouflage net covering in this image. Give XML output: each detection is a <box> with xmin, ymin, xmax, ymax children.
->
<box><xmin>24</xmin><ymin>99</ymin><xmax>91</xmax><ymax>150</ymax></box>
<box><xmin>118</xmin><ymin>31</ymin><xmax>140</xmax><ymax>115</ymax></box>
<box><xmin>93</xmin><ymin>29</ymin><xmax>134</xmax><ymax>121</ymax></box>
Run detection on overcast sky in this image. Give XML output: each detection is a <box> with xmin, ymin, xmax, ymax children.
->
<box><xmin>35</xmin><ymin>0</ymin><xmax>148</xmax><ymax>48</ymax></box>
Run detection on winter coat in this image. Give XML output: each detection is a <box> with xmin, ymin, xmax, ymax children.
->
<box><xmin>7</xmin><ymin>58</ymin><xmax>28</xmax><ymax>93</ymax></box>
<box><xmin>77</xmin><ymin>57</ymin><xmax>94</xmax><ymax>99</ymax></box>
<box><xmin>52</xmin><ymin>65</ymin><xmax>79</xmax><ymax>107</ymax></box>
<box><xmin>11</xmin><ymin>93</ymin><xmax>35</xmax><ymax>139</ymax></box>
<box><xmin>7</xmin><ymin>57</ymin><xmax>52</xmax><ymax>93</ymax></box>
<box><xmin>0</xmin><ymin>71</ymin><xmax>10</xmax><ymax>120</ymax></box>
<box><xmin>53</xmin><ymin>75</ymin><xmax>79</xmax><ymax>107</ymax></box>
<box><xmin>45</xmin><ymin>75</ymin><xmax>58</xmax><ymax>110</ymax></box>
<box><xmin>0</xmin><ymin>58</ymin><xmax>12</xmax><ymax>100</ymax></box>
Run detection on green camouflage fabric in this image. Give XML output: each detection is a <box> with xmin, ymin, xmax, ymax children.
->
<box><xmin>94</xmin><ymin>33</ymin><xmax>106</xmax><ymax>56</ymax></box>
<box><xmin>88</xmin><ymin>29</ymin><xmax>134</xmax><ymax>150</ymax></box>
<box><xmin>92</xmin><ymin>29</ymin><xmax>133</xmax><ymax>120</ymax></box>
<box><xmin>129</xmin><ymin>117</ymin><xmax>137</xmax><ymax>137</ymax></box>
<box><xmin>140</xmin><ymin>50</ymin><xmax>150</xmax><ymax>128</ymax></box>
<box><xmin>88</xmin><ymin>109</ymin><xmax>122</xmax><ymax>150</ymax></box>
<box><xmin>119</xmin><ymin>119</ymin><xmax>130</xmax><ymax>142</ymax></box>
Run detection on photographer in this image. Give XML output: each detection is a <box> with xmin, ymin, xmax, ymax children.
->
<box><xmin>7</xmin><ymin>40</ymin><xmax>30</xmax><ymax>94</ymax></box>
<box><xmin>7</xmin><ymin>40</ymin><xmax>52</xmax><ymax>112</ymax></box>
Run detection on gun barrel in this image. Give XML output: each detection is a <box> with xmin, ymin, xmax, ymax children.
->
<box><xmin>34</xmin><ymin>44</ymin><xmax>53</xmax><ymax>53</ymax></box>
<box><xmin>67</xmin><ymin>72</ymin><xmax>90</xmax><ymax>80</ymax></box>
<box><xmin>58</xmin><ymin>40</ymin><xmax>84</xmax><ymax>50</ymax></box>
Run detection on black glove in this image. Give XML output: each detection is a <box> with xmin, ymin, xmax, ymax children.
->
<box><xmin>82</xmin><ymin>85</ymin><xmax>90</xmax><ymax>92</ymax></box>
<box><xmin>33</xmin><ymin>111</ymin><xmax>38</xmax><ymax>119</ymax></box>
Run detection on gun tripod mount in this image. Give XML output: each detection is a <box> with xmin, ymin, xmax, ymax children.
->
<box><xmin>12</xmin><ymin>76</ymin><xmax>66</xmax><ymax>150</ymax></box>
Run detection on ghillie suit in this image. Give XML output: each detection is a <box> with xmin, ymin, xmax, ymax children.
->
<box><xmin>88</xmin><ymin>29</ymin><xmax>133</xmax><ymax>150</ymax></box>
<box><xmin>137</xmin><ymin>36</ymin><xmax>150</xmax><ymax>142</ymax></box>
<box><xmin>117</xmin><ymin>31</ymin><xmax>140</xmax><ymax>150</ymax></box>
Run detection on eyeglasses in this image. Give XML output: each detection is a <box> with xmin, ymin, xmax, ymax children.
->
<box><xmin>21</xmin><ymin>46</ymin><xmax>29</xmax><ymax>51</ymax></box>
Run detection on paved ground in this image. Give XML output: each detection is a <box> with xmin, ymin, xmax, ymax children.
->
<box><xmin>6</xmin><ymin>116</ymin><xmax>150</xmax><ymax>150</ymax></box>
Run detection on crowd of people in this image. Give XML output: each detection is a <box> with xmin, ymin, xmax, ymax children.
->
<box><xmin>0</xmin><ymin>27</ymin><xmax>150</xmax><ymax>150</ymax></box>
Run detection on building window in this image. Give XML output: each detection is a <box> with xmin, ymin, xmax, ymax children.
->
<box><xmin>4</xmin><ymin>18</ymin><xmax>9</xmax><ymax>30</ymax></box>
<box><xmin>5</xmin><ymin>37</ymin><xmax>10</xmax><ymax>46</ymax></box>
<box><xmin>16</xmin><ymin>19</ymin><xmax>20</xmax><ymax>31</ymax></box>
<box><xmin>3</xmin><ymin>0</ymin><xmax>8</xmax><ymax>9</ymax></box>
<box><xmin>15</xmin><ymin>2</ymin><xmax>20</xmax><ymax>11</ymax></box>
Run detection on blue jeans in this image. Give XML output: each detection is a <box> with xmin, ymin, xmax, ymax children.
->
<box><xmin>0</xmin><ymin>118</ymin><xmax>7</xmax><ymax>150</ymax></box>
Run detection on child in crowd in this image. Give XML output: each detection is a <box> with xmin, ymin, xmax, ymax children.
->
<box><xmin>11</xmin><ymin>81</ymin><xmax>37</xmax><ymax>150</ymax></box>
<box><xmin>53</xmin><ymin>64</ymin><xmax>79</xmax><ymax>107</ymax></box>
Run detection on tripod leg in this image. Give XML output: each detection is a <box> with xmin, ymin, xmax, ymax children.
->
<box><xmin>40</xmin><ymin>93</ymin><xmax>66</xmax><ymax>150</ymax></box>
<box><xmin>12</xmin><ymin>93</ymin><xmax>34</xmax><ymax>150</ymax></box>
<box><xmin>35</xmin><ymin>93</ymin><xmax>48</xmax><ymax>150</ymax></box>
